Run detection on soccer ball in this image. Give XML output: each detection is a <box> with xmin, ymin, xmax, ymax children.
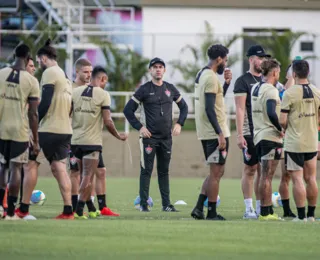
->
<box><xmin>30</xmin><ymin>190</ymin><xmax>46</xmax><ymax>206</ymax></box>
<box><xmin>204</xmin><ymin>195</ymin><xmax>220</xmax><ymax>208</ymax></box>
<box><xmin>134</xmin><ymin>196</ymin><xmax>153</xmax><ymax>209</ymax></box>
<box><xmin>272</xmin><ymin>192</ymin><xmax>282</xmax><ymax>207</ymax></box>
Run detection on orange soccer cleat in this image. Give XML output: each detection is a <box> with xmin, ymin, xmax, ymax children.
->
<box><xmin>100</xmin><ymin>207</ymin><xmax>120</xmax><ymax>217</ymax></box>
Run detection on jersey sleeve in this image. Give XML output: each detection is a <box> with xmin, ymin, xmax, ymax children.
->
<box><xmin>102</xmin><ymin>91</ymin><xmax>111</xmax><ymax>110</ymax></box>
<box><xmin>265</xmin><ymin>86</ymin><xmax>279</xmax><ymax>101</ymax></box>
<box><xmin>41</xmin><ymin>68</ymin><xmax>56</xmax><ymax>86</ymax></box>
<box><xmin>170</xmin><ymin>84</ymin><xmax>182</xmax><ymax>102</ymax></box>
<box><xmin>281</xmin><ymin>91</ymin><xmax>292</xmax><ymax>113</ymax></box>
<box><xmin>233</xmin><ymin>77</ymin><xmax>247</xmax><ymax>96</ymax></box>
<box><xmin>132</xmin><ymin>85</ymin><xmax>145</xmax><ymax>104</ymax></box>
<box><xmin>204</xmin><ymin>74</ymin><xmax>219</xmax><ymax>94</ymax></box>
<box><xmin>28</xmin><ymin>77</ymin><xmax>40</xmax><ymax>101</ymax></box>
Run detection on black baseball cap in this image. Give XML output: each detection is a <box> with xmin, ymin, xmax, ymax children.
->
<box><xmin>149</xmin><ymin>57</ymin><xmax>165</xmax><ymax>68</ymax></box>
<box><xmin>246</xmin><ymin>45</ymin><xmax>271</xmax><ymax>58</ymax></box>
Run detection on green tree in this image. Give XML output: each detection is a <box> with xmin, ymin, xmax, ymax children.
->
<box><xmin>170</xmin><ymin>21</ymin><xmax>240</xmax><ymax>93</ymax></box>
<box><xmin>244</xmin><ymin>30</ymin><xmax>316</xmax><ymax>83</ymax></box>
<box><xmin>97</xmin><ymin>40</ymin><xmax>149</xmax><ymax>111</ymax></box>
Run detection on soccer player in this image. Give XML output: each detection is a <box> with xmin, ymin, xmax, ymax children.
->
<box><xmin>69</xmin><ymin>58</ymin><xmax>93</xmax><ymax>210</ymax></box>
<box><xmin>16</xmin><ymin>56</ymin><xmax>42</xmax><ymax>217</ymax></box>
<box><xmin>70</xmin><ymin>59</ymin><xmax>118</xmax><ymax>216</ymax></box>
<box><xmin>37</xmin><ymin>39</ymin><xmax>74</xmax><ymax>219</ymax></box>
<box><xmin>123</xmin><ymin>57</ymin><xmax>188</xmax><ymax>212</ymax></box>
<box><xmin>251</xmin><ymin>58</ymin><xmax>283</xmax><ymax>220</ymax></box>
<box><xmin>0</xmin><ymin>44</ymin><xmax>40</xmax><ymax>219</ymax></box>
<box><xmin>71</xmin><ymin>66</ymin><xmax>127</xmax><ymax>219</ymax></box>
<box><xmin>234</xmin><ymin>45</ymin><xmax>271</xmax><ymax>218</ymax></box>
<box><xmin>191</xmin><ymin>44</ymin><xmax>231</xmax><ymax>221</ymax></box>
<box><xmin>280</xmin><ymin>60</ymin><xmax>320</xmax><ymax>222</ymax></box>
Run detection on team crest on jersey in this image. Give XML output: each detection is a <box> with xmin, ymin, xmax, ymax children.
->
<box><xmin>145</xmin><ymin>145</ymin><xmax>153</xmax><ymax>154</ymax></box>
<box><xmin>165</xmin><ymin>89</ymin><xmax>171</xmax><ymax>97</ymax></box>
<box><xmin>221</xmin><ymin>150</ymin><xmax>227</xmax><ymax>159</ymax></box>
<box><xmin>70</xmin><ymin>156</ymin><xmax>77</xmax><ymax>165</ymax></box>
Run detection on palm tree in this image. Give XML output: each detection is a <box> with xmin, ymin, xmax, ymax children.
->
<box><xmin>244</xmin><ymin>30</ymin><xmax>316</xmax><ymax>83</ymax></box>
<box><xmin>98</xmin><ymin>40</ymin><xmax>149</xmax><ymax>111</ymax></box>
<box><xmin>170</xmin><ymin>21</ymin><xmax>240</xmax><ymax>93</ymax></box>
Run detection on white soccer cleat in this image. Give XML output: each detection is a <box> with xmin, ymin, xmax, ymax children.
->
<box><xmin>4</xmin><ymin>214</ymin><xmax>21</xmax><ymax>221</ymax></box>
<box><xmin>243</xmin><ymin>208</ymin><xmax>258</xmax><ymax>219</ymax></box>
<box><xmin>307</xmin><ymin>217</ymin><xmax>315</xmax><ymax>222</ymax></box>
<box><xmin>292</xmin><ymin>217</ymin><xmax>307</xmax><ymax>223</ymax></box>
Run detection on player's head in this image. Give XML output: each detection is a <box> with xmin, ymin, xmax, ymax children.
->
<box><xmin>207</xmin><ymin>44</ymin><xmax>229</xmax><ymax>75</ymax></box>
<box><xmin>14</xmin><ymin>44</ymin><xmax>31</xmax><ymax>64</ymax></box>
<box><xmin>261</xmin><ymin>58</ymin><xmax>281</xmax><ymax>84</ymax></box>
<box><xmin>247</xmin><ymin>45</ymin><xmax>271</xmax><ymax>74</ymax></box>
<box><xmin>292</xmin><ymin>60</ymin><xmax>309</xmax><ymax>80</ymax></box>
<box><xmin>75</xmin><ymin>58</ymin><xmax>92</xmax><ymax>84</ymax></box>
<box><xmin>26</xmin><ymin>57</ymin><xmax>36</xmax><ymax>76</ymax></box>
<box><xmin>149</xmin><ymin>57</ymin><xmax>166</xmax><ymax>81</ymax></box>
<box><xmin>91</xmin><ymin>66</ymin><xmax>108</xmax><ymax>89</ymax></box>
<box><xmin>36</xmin><ymin>39</ymin><xmax>57</xmax><ymax>70</ymax></box>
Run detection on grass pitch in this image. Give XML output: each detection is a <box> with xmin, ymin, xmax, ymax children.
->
<box><xmin>1</xmin><ymin>177</ymin><xmax>320</xmax><ymax>260</ymax></box>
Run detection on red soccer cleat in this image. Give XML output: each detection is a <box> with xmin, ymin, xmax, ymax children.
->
<box><xmin>15</xmin><ymin>208</ymin><xmax>29</xmax><ymax>219</ymax></box>
<box><xmin>55</xmin><ymin>213</ymin><xmax>75</xmax><ymax>220</ymax></box>
<box><xmin>100</xmin><ymin>207</ymin><xmax>120</xmax><ymax>217</ymax></box>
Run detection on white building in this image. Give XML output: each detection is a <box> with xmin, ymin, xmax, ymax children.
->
<box><xmin>140</xmin><ymin>0</ymin><xmax>320</xmax><ymax>89</ymax></box>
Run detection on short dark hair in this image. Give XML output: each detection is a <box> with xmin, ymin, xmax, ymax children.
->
<box><xmin>92</xmin><ymin>66</ymin><xmax>107</xmax><ymax>79</ymax></box>
<box><xmin>37</xmin><ymin>39</ymin><xmax>57</xmax><ymax>60</ymax></box>
<box><xmin>75</xmin><ymin>58</ymin><xmax>92</xmax><ymax>70</ymax></box>
<box><xmin>27</xmin><ymin>57</ymin><xmax>33</xmax><ymax>62</ymax></box>
<box><xmin>261</xmin><ymin>58</ymin><xmax>281</xmax><ymax>77</ymax></box>
<box><xmin>15</xmin><ymin>44</ymin><xmax>30</xmax><ymax>59</ymax></box>
<box><xmin>207</xmin><ymin>44</ymin><xmax>229</xmax><ymax>60</ymax></box>
<box><xmin>292</xmin><ymin>60</ymin><xmax>309</xmax><ymax>79</ymax></box>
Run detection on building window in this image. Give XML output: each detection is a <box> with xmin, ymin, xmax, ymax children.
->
<box><xmin>300</xmin><ymin>42</ymin><xmax>314</xmax><ymax>52</ymax></box>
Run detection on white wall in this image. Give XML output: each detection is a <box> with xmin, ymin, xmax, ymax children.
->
<box><xmin>142</xmin><ymin>7</ymin><xmax>320</xmax><ymax>92</ymax></box>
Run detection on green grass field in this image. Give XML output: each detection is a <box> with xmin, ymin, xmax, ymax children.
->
<box><xmin>1</xmin><ymin>178</ymin><xmax>320</xmax><ymax>260</ymax></box>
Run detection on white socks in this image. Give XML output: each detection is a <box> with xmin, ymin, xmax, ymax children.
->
<box><xmin>256</xmin><ymin>200</ymin><xmax>261</xmax><ymax>215</ymax></box>
<box><xmin>244</xmin><ymin>198</ymin><xmax>260</xmax><ymax>215</ymax></box>
<box><xmin>244</xmin><ymin>198</ymin><xmax>253</xmax><ymax>212</ymax></box>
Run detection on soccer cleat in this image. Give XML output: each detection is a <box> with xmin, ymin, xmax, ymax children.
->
<box><xmin>243</xmin><ymin>208</ymin><xmax>258</xmax><ymax>219</ymax></box>
<box><xmin>206</xmin><ymin>214</ymin><xmax>226</xmax><ymax>221</ymax></box>
<box><xmin>96</xmin><ymin>210</ymin><xmax>101</xmax><ymax>216</ymax></box>
<box><xmin>258</xmin><ymin>214</ymin><xmax>282</xmax><ymax>221</ymax></box>
<box><xmin>74</xmin><ymin>213</ymin><xmax>88</xmax><ymax>220</ymax></box>
<box><xmin>191</xmin><ymin>208</ymin><xmax>205</xmax><ymax>220</ymax></box>
<box><xmin>100</xmin><ymin>207</ymin><xmax>120</xmax><ymax>217</ymax></box>
<box><xmin>162</xmin><ymin>205</ymin><xmax>179</xmax><ymax>212</ymax></box>
<box><xmin>307</xmin><ymin>217</ymin><xmax>315</xmax><ymax>222</ymax></box>
<box><xmin>15</xmin><ymin>208</ymin><xmax>29</xmax><ymax>219</ymax></box>
<box><xmin>88</xmin><ymin>211</ymin><xmax>99</xmax><ymax>219</ymax></box>
<box><xmin>55</xmin><ymin>213</ymin><xmax>75</xmax><ymax>220</ymax></box>
<box><xmin>292</xmin><ymin>217</ymin><xmax>307</xmax><ymax>222</ymax></box>
<box><xmin>140</xmin><ymin>205</ymin><xmax>150</xmax><ymax>212</ymax></box>
<box><xmin>4</xmin><ymin>214</ymin><xmax>21</xmax><ymax>220</ymax></box>
<box><xmin>283</xmin><ymin>211</ymin><xmax>297</xmax><ymax>218</ymax></box>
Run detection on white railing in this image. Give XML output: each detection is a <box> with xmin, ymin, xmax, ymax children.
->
<box><xmin>108</xmin><ymin>91</ymin><xmax>236</xmax><ymax>133</ymax></box>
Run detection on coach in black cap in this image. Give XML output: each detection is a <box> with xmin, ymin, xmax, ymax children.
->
<box><xmin>124</xmin><ymin>57</ymin><xmax>188</xmax><ymax>212</ymax></box>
